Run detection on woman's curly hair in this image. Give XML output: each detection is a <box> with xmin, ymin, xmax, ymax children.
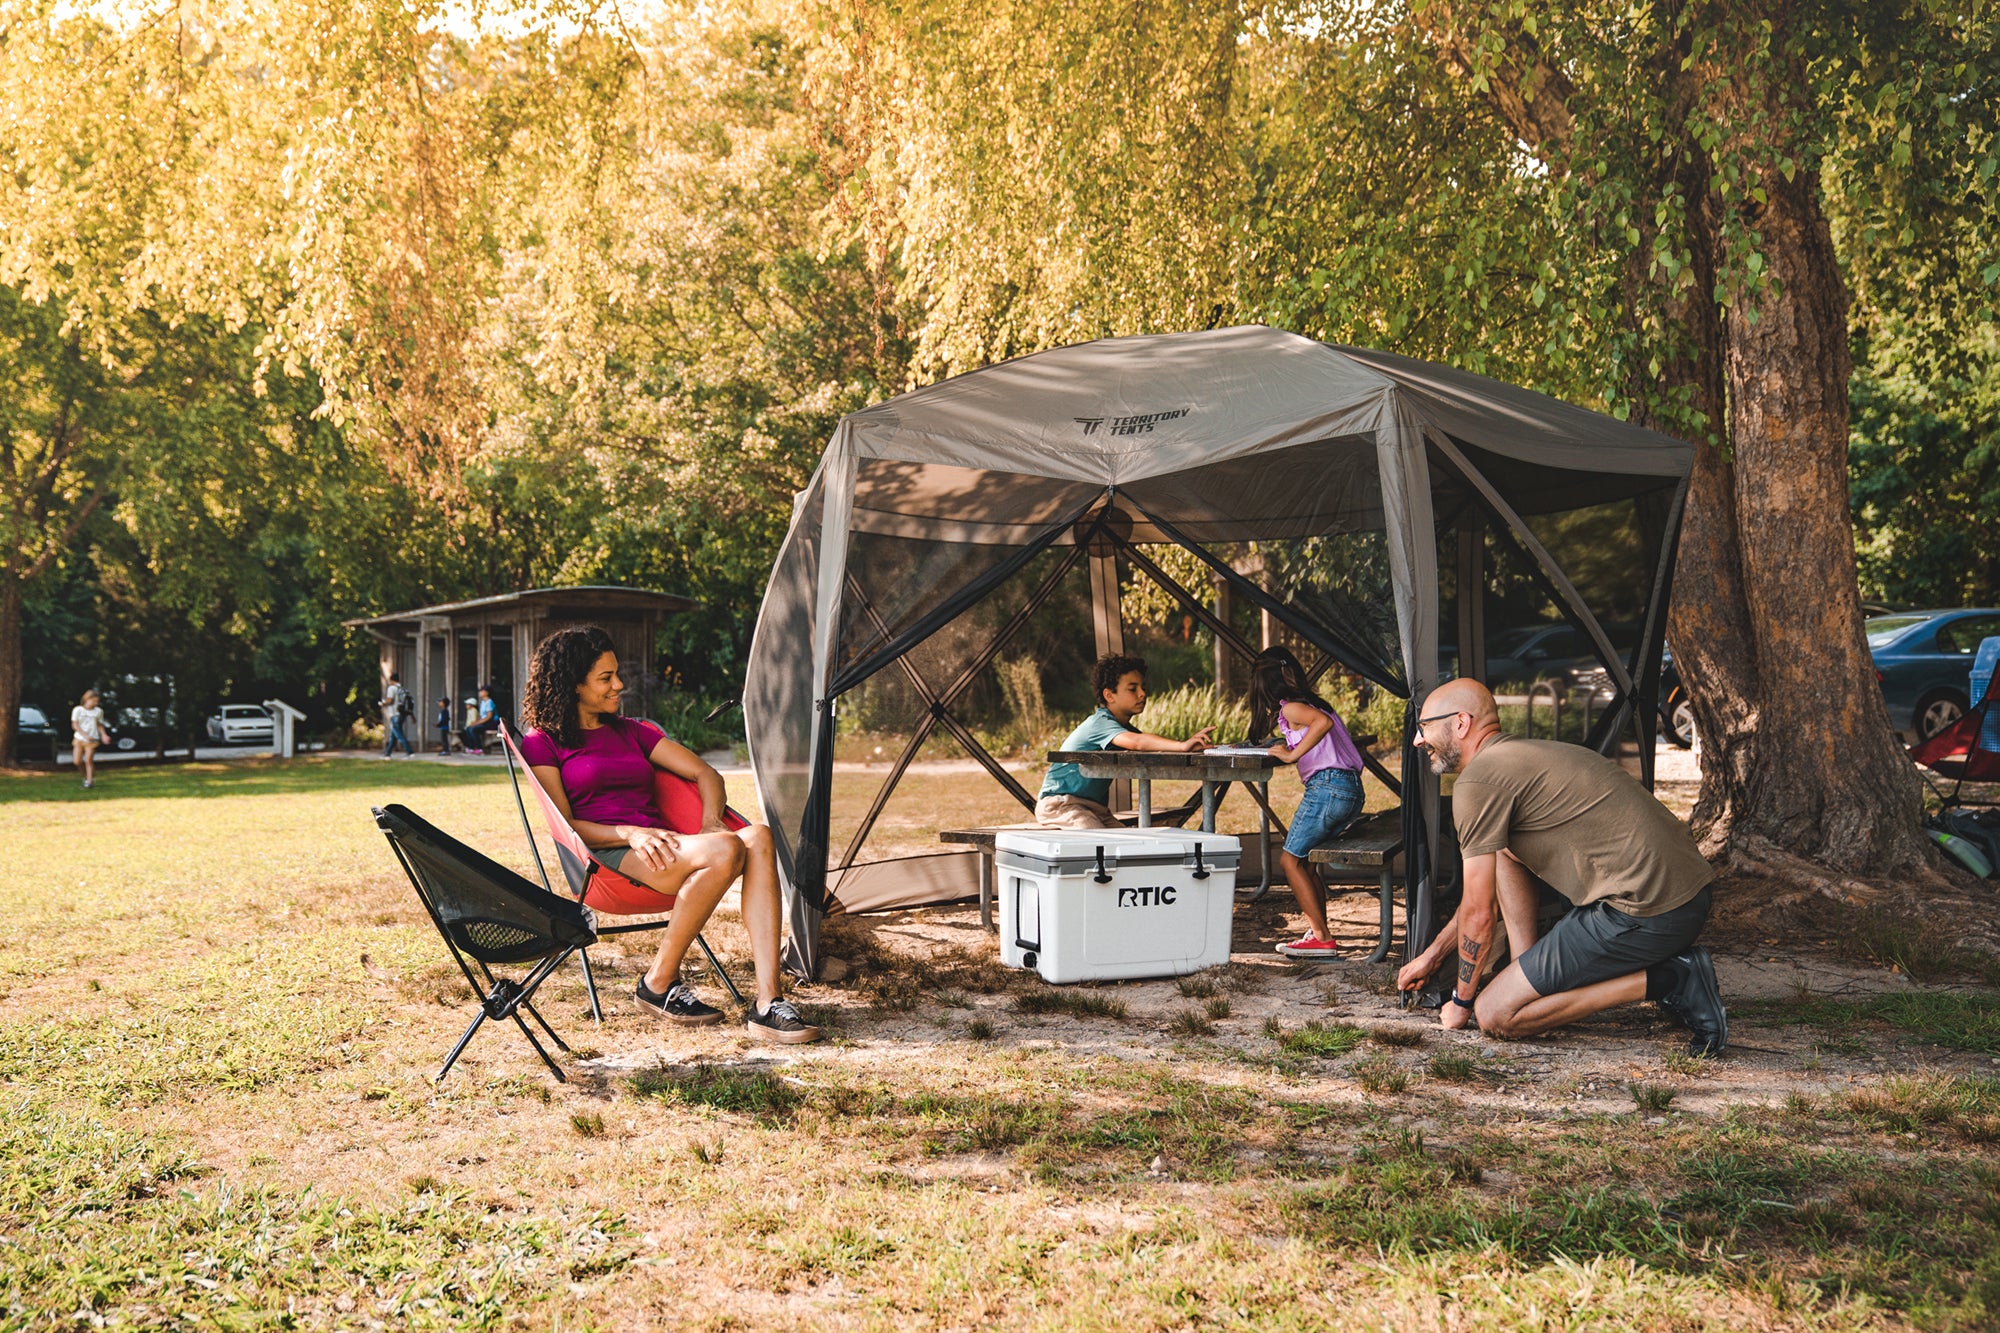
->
<box><xmin>521</xmin><ymin>625</ymin><xmax>618</xmax><ymax>747</ymax></box>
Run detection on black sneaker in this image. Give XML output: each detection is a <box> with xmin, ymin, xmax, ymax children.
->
<box><xmin>745</xmin><ymin>998</ymin><xmax>822</xmax><ymax>1045</ymax></box>
<box><xmin>1659</xmin><ymin>946</ymin><xmax>1727</xmax><ymax>1057</ymax></box>
<box><xmin>636</xmin><ymin>979</ymin><xmax>723</xmax><ymax>1025</ymax></box>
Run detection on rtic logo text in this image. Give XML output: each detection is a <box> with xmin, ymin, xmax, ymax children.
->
<box><xmin>1074</xmin><ymin>409</ymin><xmax>1189</xmax><ymax>437</ymax></box>
<box><xmin>1116</xmin><ymin>885</ymin><xmax>1179</xmax><ymax>908</ymax></box>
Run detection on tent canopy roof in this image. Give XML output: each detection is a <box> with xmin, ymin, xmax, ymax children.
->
<box><xmin>841</xmin><ymin>325</ymin><xmax>1691</xmax><ymax>486</ymax></box>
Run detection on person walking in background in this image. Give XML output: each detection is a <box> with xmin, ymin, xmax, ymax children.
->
<box><xmin>1247</xmin><ymin>647</ymin><xmax>1367</xmax><ymax>959</ymax></box>
<box><xmin>433</xmin><ymin>696</ymin><xmax>454</xmax><ymax>755</ymax></box>
<box><xmin>71</xmin><ymin>689</ymin><xmax>114</xmax><ymax>788</ymax></box>
<box><xmin>381</xmin><ymin>672</ymin><xmax>416</xmax><ymax>758</ymax></box>
<box><xmin>460</xmin><ymin>683</ymin><xmax>498</xmax><ymax>754</ymax></box>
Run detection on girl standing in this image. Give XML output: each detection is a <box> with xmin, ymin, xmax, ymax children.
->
<box><xmin>71</xmin><ymin>689</ymin><xmax>114</xmax><ymax>789</ymax></box>
<box><xmin>1249</xmin><ymin>647</ymin><xmax>1366</xmax><ymax>958</ymax></box>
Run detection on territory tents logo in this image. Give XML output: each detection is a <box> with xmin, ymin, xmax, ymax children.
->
<box><xmin>1074</xmin><ymin>409</ymin><xmax>1189</xmax><ymax>438</ymax></box>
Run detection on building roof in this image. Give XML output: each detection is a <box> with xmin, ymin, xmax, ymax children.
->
<box><xmin>343</xmin><ymin>585</ymin><xmax>698</xmax><ymax>635</ymax></box>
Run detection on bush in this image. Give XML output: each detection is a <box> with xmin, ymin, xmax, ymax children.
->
<box><xmin>652</xmin><ymin>694</ymin><xmax>743</xmax><ymax>754</ymax></box>
<box><xmin>1141</xmin><ymin>683</ymin><xmax>1252</xmax><ymax>743</ymax></box>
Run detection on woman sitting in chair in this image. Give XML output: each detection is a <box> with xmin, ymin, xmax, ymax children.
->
<box><xmin>518</xmin><ymin>625</ymin><xmax>819</xmax><ymax>1044</ymax></box>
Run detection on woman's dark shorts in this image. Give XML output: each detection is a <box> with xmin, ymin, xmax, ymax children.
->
<box><xmin>1517</xmin><ymin>884</ymin><xmax>1712</xmax><ymax>996</ymax></box>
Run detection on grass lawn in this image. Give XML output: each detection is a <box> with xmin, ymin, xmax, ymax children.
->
<box><xmin>2</xmin><ymin>757</ymin><xmax>1998</xmax><ymax>1330</ymax></box>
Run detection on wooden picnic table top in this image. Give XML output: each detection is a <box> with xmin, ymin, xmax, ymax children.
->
<box><xmin>1047</xmin><ymin>748</ymin><xmax>1282</xmax><ymax>777</ymax></box>
<box><xmin>938</xmin><ymin>825</ymin><xmax>1042</xmax><ymax>849</ymax></box>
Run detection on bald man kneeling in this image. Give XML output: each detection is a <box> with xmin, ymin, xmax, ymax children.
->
<box><xmin>1398</xmin><ymin>679</ymin><xmax>1727</xmax><ymax>1055</ymax></box>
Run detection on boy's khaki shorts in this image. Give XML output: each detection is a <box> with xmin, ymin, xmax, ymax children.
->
<box><xmin>1034</xmin><ymin>794</ymin><xmax>1120</xmax><ymax>830</ymax></box>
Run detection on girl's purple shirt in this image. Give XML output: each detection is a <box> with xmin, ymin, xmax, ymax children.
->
<box><xmin>1278</xmin><ymin>698</ymin><xmax>1364</xmax><ymax>781</ymax></box>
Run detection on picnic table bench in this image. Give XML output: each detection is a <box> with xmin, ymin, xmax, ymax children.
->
<box><xmin>1305</xmin><ymin>809</ymin><xmax>1404</xmax><ymax>964</ymax></box>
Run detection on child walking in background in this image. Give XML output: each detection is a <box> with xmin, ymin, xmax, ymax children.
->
<box><xmin>1250</xmin><ymin>647</ymin><xmax>1366</xmax><ymax>958</ymax></box>
<box><xmin>434</xmin><ymin>697</ymin><xmax>454</xmax><ymax>755</ymax></box>
<box><xmin>71</xmin><ymin>688</ymin><xmax>114</xmax><ymax>789</ymax></box>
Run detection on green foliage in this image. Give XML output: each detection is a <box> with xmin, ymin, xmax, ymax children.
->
<box><xmin>1140</xmin><ymin>683</ymin><xmax>1252</xmax><ymax>745</ymax></box>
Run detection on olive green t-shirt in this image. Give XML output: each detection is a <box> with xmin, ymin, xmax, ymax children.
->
<box><xmin>1451</xmin><ymin>732</ymin><xmax>1712</xmax><ymax>917</ymax></box>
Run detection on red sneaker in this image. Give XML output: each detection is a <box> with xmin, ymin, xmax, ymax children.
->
<box><xmin>1277</xmin><ymin>933</ymin><xmax>1342</xmax><ymax>958</ymax></box>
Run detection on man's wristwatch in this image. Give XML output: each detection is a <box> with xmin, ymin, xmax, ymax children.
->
<box><xmin>1447</xmin><ymin>993</ymin><xmax>1475</xmax><ymax>1009</ymax></box>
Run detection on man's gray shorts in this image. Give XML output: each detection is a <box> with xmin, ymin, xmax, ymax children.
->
<box><xmin>1518</xmin><ymin>885</ymin><xmax>1712</xmax><ymax>996</ymax></box>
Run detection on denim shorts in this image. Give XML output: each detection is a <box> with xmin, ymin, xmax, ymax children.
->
<box><xmin>1285</xmin><ymin>767</ymin><xmax>1363</xmax><ymax>857</ymax></box>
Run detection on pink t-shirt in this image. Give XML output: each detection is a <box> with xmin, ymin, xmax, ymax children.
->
<box><xmin>519</xmin><ymin>716</ymin><xmax>668</xmax><ymax>830</ymax></box>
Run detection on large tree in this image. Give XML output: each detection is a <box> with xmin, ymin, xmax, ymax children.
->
<box><xmin>810</xmin><ymin>0</ymin><xmax>1997</xmax><ymax>915</ymax></box>
<box><xmin>1411</xmin><ymin>0</ymin><xmax>1997</xmax><ymax>907</ymax></box>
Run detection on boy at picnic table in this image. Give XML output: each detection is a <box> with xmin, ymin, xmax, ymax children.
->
<box><xmin>1034</xmin><ymin>653</ymin><xmax>1215</xmax><ymax>830</ymax></box>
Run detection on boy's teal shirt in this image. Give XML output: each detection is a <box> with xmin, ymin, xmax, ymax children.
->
<box><xmin>1038</xmin><ymin>706</ymin><xmax>1135</xmax><ymax>802</ymax></box>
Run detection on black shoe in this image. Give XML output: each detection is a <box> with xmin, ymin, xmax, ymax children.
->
<box><xmin>636</xmin><ymin>979</ymin><xmax>723</xmax><ymax>1025</ymax></box>
<box><xmin>745</xmin><ymin>998</ymin><xmax>822</xmax><ymax>1045</ymax></box>
<box><xmin>1659</xmin><ymin>946</ymin><xmax>1727</xmax><ymax>1056</ymax></box>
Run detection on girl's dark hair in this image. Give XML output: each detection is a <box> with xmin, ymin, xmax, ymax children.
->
<box><xmin>521</xmin><ymin>625</ymin><xmax>619</xmax><ymax>747</ymax></box>
<box><xmin>1247</xmin><ymin>646</ymin><xmax>1339</xmax><ymax>738</ymax></box>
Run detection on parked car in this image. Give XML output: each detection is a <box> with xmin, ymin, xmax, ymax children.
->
<box><xmin>1867</xmin><ymin>608</ymin><xmax>2000</xmax><ymax>741</ymax></box>
<box><xmin>110</xmin><ymin>705</ymin><xmax>173</xmax><ymax>752</ymax></box>
<box><xmin>17</xmin><ymin>705</ymin><xmax>59</xmax><ymax>760</ymax></box>
<box><xmin>206</xmin><ymin>704</ymin><xmax>276</xmax><ymax>745</ymax></box>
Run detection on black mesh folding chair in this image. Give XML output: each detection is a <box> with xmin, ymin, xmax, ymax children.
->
<box><xmin>374</xmin><ymin>802</ymin><xmax>597</xmax><ymax>1083</ymax></box>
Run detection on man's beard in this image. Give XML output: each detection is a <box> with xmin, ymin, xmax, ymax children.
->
<box><xmin>1426</xmin><ymin>736</ymin><xmax>1462</xmax><ymax>774</ymax></box>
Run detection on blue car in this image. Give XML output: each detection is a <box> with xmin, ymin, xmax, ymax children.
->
<box><xmin>1868</xmin><ymin>609</ymin><xmax>2000</xmax><ymax>741</ymax></box>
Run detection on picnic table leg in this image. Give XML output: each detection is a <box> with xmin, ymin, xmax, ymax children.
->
<box><xmin>1137</xmin><ymin>777</ymin><xmax>1153</xmax><ymax>828</ymax></box>
<box><xmin>1365</xmin><ymin>862</ymin><xmax>1395</xmax><ymax>964</ymax></box>
<box><xmin>1199</xmin><ymin>780</ymin><xmax>1220</xmax><ymax>832</ymax></box>
<box><xmin>1243</xmin><ymin>783</ymin><xmax>1282</xmax><ymax>901</ymax></box>
<box><xmin>979</xmin><ymin>852</ymin><xmax>994</xmax><ymax>932</ymax></box>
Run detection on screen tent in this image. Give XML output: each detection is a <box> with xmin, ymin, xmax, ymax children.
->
<box><xmin>743</xmin><ymin>326</ymin><xmax>1697</xmax><ymax>976</ymax></box>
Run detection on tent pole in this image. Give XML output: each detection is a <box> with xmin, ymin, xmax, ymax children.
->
<box><xmin>1456</xmin><ymin>511</ymin><xmax>1486</xmax><ymax>684</ymax></box>
<box><xmin>1088</xmin><ymin>496</ymin><xmax>1128</xmax><ymax>812</ymax></box>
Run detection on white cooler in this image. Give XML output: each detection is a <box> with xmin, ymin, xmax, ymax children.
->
<box><xmin>995</xmin><ymin>828</ymin><xmax>1240</xmax><ymax>983</ymax></box>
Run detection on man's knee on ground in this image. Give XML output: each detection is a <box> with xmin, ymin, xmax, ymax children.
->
<box><xmin>1473</xmin><ymin>993</ymin><xmax>1528</xmax><ymax>1039</ymax></box>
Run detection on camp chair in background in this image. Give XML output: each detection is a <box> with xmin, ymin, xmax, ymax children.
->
<box><xmin>373</xmin><ymin>803</ymin><xmax>597</xmax><ymax>1083</ymax></box>
<box><xmin>495</xmin><ymin>719</ymin><xmax>747</xmax><ymax>1020</ymax></box>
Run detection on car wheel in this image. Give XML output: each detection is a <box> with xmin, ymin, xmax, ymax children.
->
<box><xmin>1668</xmin><ymin>698</ymin><xmax>1696</xmax><ymax>749</ymax></box>
<box><xmin>1915</xmin><ymin>690</ymin><xmax>1968</xmax><ymax>742</ymax></box>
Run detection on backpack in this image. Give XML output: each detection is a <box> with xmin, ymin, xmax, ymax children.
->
<box><xmin>394</xmin><ymin>685</ymin><xmax>414</xmax><ymax>719</ymax></box>
<box><xmin>1928</xmin><ymin>807</ymin><xmax>2000</xmax><ymax>879</ymax></box>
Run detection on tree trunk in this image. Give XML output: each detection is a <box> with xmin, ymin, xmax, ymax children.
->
<box><xmin>0</xmin><ymin>576</ymin><xmax>22</xmax><ymax>767</ymax></box>
<box><xmin>1705</xmin><ymin>159</ymin><xmax>1932</xmax><ymax>876</ymax></box>
<box><xmin>1418</xmin><ymin>5</ymin><xmax>1969</xmax><ymax>924</ymax></box>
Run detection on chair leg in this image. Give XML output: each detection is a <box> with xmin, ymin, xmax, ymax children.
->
<box><xmin>696</xmin><ymin>932</ymin><xmax>747</xmax><ymax>1006</ymax></box>
<box><xmin>511</xmin><ymin>1012</ymin><xmax>568</xmax><ymax>1083</ymax></box>
<box><xmin>435</xmin><ymin>1010</ymin><xmax>490</xmax><ymax>1083</ymax></box>
<box><xmin>519</xmin><ymin>997</ymin><xmax>571</xmax><ymax>1053</ymax></box>
<box><xmin>577</xmin><ymin>947</ymin><xmax>605</xmax><ymax>1024</ymax></box>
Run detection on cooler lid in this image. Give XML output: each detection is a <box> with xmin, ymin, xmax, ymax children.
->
<box><xmin>994</xmin><ymin>828</ymin><xmax>1239</xmax><ymax>860</ymax></box>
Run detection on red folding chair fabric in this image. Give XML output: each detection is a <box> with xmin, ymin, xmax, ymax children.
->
<box><xmin>1909</xmin><ymin>671</ymin><xmax>2000</xmax><ymax>784</ymax></box>
<box><xmin>498</xmin><ymin>722</ymin><xmax>749</xmax><ymax>915</ymax></box>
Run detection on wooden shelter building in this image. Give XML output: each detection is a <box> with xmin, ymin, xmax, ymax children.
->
<box><xmin>346</xmin><ymin>586</ymin><xmax>697</xmax><ymax>747</ymax></box>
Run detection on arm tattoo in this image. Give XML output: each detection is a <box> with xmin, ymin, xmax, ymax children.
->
<box><xmin>1457</xmin><ymin>937</ymin><xmax>1483</xmax><ymax>991</ymax></box>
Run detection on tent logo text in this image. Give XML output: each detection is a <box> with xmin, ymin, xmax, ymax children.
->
<box><xmin>1074</xmin><ymin>409</ymin><xmax>1189</xmax><ymax>438</ymax></box>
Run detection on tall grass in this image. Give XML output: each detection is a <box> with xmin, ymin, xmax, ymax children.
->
<box><xmin>1141</xmin><ymin>683</ymin><xmax>1253</xmax><ymax>743</ymax></box>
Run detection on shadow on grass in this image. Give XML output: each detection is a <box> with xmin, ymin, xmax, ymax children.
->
<box><xmin>0</xmin><ymin>755</ymin><xmax>511</xmax><ymax>804</ymax></box>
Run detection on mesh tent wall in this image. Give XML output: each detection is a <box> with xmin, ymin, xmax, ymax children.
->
<box><xmin>744</xmin><ymin>326</ymin><xmax>1695</xmax><ymax>976</ymax></box>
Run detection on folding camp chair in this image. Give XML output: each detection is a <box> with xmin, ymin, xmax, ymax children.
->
<box><xmin>373</xmin><ymin>803</ymin><xmax>597</xmax><ymax>1083</ymax></box>
<box><xmin>494</xmin><ymin>719</ymin><xmax>748</xmax><ymax>1021</ymax></box>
